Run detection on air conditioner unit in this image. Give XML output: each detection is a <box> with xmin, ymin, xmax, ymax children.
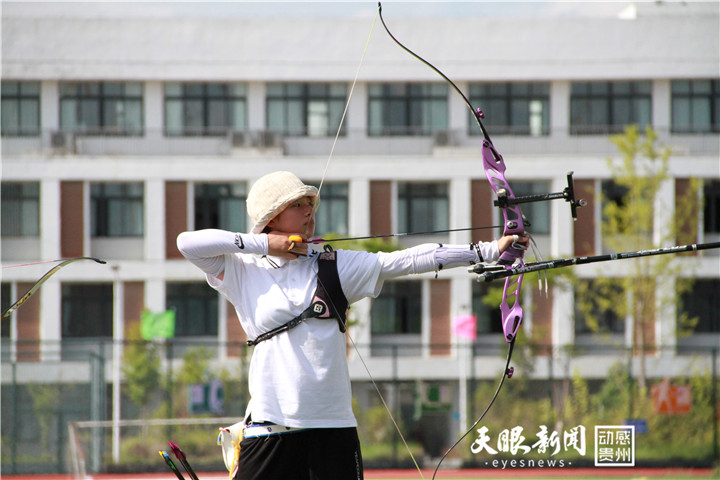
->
<box><xmin>432</xmin><ymin>130</ymin><xmax>454</xmax><ymax>147</ymax></box>
<box><xmin>50</xmin><ymin>131</ymin><xmax>76</xmax><ymax>153</ymax></box>
<box><xmin>231</xmin><ymin>131</ymin><xmax>248</xmax><ymax>147</ymax></box>
<box><xmin>51</xmin><ymin>131</ymin><xmax>67</xmax><ymax>148</ymax></box>
<box><xmin>255</xmin><ymin>130</ymin><xmax>277</xmax><ymax>148</ymax></box>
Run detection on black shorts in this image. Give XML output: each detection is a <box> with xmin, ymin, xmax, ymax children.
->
<box><xmin>233</xmin><ymin>426</ymin><xmax>363</xmax><ymax>480</ymax></box>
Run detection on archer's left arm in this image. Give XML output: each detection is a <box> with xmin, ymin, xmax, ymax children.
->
<box><xmin>377</xmin><ymin>237</ymin><xmax>524</xmax><ymax>280</ymax></box>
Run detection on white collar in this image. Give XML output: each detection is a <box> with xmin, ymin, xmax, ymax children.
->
<box><xmin>264</xmin><ymin>250</ymin><xmax>318</xmax><ymax>269</ymax></box>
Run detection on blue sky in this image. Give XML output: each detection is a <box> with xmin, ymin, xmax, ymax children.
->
<box><xmin>2</xmin><ymin>1</ymin><xmax>658</xmax><ymax>19</ymax></box>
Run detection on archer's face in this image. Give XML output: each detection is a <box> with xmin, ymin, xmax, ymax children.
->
<box><xmin>267</xmin><ymin>196</ymin><xmax>315</xmax><ymax>237</ymax></box>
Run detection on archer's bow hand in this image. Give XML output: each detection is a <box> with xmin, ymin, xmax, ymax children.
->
<box><xmin>497</xmin><ymin>234</ymin><xmax>529</xmax><ymax>262</ymax></box>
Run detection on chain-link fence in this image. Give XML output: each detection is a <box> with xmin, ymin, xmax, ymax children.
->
<box><xmin>2</xmin><ymin>340</ymin><xmax>718</xmax><ymax>474</ymax></box>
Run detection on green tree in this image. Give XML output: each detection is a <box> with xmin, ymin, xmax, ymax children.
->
<box><xmin>575</xmin><ymin>125</ymin><xmax>699</xmax><ymax>393</ymax></box>
<box><xmin>121</xmin><ymin>323</ymin><xmax>162</xmax><ymax>419</ymax></box>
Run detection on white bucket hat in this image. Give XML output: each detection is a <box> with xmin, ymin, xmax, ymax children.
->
<box><xmin>247</xmin><ymin>171</ymin><xmax>319</xmax><ymax>234</ymax></box>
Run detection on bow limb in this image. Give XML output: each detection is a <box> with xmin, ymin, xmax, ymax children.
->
<box><xmin>377</xmin><ymin>2</ymin><xmax>526</xmax><ymax>342</ymax></box>
<box><xmin>1</xmin><ymin>257</ymin><xmax>107</xmax><ymax>320</ymax></box>
<box><xmin>377</xmin><ymin>4</ymin><xmax>524</xmax><ymax>477</ymax></box>
<box><xmin>376</xmin><ymin>2</ymin><xmax>492</xmax><ymax>142</ymax></box>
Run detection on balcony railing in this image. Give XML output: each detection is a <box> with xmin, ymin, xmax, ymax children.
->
<box><xmin>1</xmin><ymin>127</ymin><xmax>718</xmax><ymax>157</ymax></box>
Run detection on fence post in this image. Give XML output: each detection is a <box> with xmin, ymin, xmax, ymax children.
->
<box><xmin>90</xmin><ymin>351</ymin><xmax>105</xmax><ymax>473</ymax></box>
<box><xmin>627</xmin><ymin>351</ymin><xmax>634</xmax><ymax>419</ymax></box>
<box><xmin>11</xmin><ymin>362</ymin><xmax>18</xmax><ymax>474</ymax></box>
<box><xmin>392</xmin><ymin>344</ymin><xmax>398</xmax><ymax>467</ymax></box>
<box><xmin>713</xmin><ymin>347</ymin><xmax>718</xmax><ymax>463</ymax></box>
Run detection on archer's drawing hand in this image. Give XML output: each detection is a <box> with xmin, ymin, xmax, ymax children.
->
<box><xmin>267</xmin><ymin>232</ymin><xmax>308</xmax><ymax>259</ymax></box>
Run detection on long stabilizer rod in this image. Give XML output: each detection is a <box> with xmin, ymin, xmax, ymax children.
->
<box><xmin>471</xmin><ymin>241</ymin><xmax>720</xmax><ymax>282</ymax></box>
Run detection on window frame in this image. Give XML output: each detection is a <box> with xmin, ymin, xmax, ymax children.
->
<box><xmin>570</xmin><ymin>81</ymin><xmax>652</xmax><ymax>135</ymax></box>
<box><xmin>397</xmin><ymin>182</ymin><xmax>449</xmax><ymax>236</ymax></box>
<box><xmin>573</xmin><ymin>279</ymin><xmax>626</xmax><ymax>347</ymax></box>
<box><xmin>671</xmin><ymin>79</ymin><xmax>720</xmax><ymax>134</ymax></box>
<box><xmin>59</xmin><ymin>81</ymin><xmax>144</xmax><ymax>135</ymax></box>
<box><xmin>703</xmin><ymin>180</ymin><xmax>720</xmax><ymax>236</ymax></box>
<box><xmin>679</xmin><ymin>279</ymin><xmax>720</xmax><ymax>335</ymax></box>
<box><xmin>164</xmin><ymin>82</ymin><xmax>247</xmax><ymax>136</ymax></box>
<box><xmin>1</xmin><ymin>182</ymin><xmax>40</xmax><ymax>237</ymax></box>
<box><xmin>367</xmin><ymin>82</ymin><xmax>448</xmax><ymax>136</ymax></box>
<box><xmin>194</xmin><ymin>182</ymin><xmax>248</xmax><ymax>232</ymax></box>
<box><xmin>1</xmin><ymin>81</ymin><xmax>41</xmax><ymax>137</ymax></box>
<box><xmin>265</xmin><ymin>82</ymin><xmax>348</xmax><ymax>137</ymax></box>
<box><xmin>166</xmin><ymin>282</ymin><xmax>219</xmax><ymax>337</ymax></box>
<box><xmin>90</xmin><ymin>182</ymin><xmax>144</xmax><ymax>238</ymax></box>
<box><xmin>312</xmin><ymin>181</ymin><xmax>349</xmax><ymax>236</ymax></box>
<box><xmin>61</xmin><ymin>283</ymin><xmax>114</xmax><ymax>338</ymax></box>
<box><xmin>371</xmin><ymin>280</ymin><xmax>423</xmax><ymax>335</ymax></box>
<box><xmin>468</xmin><ymin>82</ymin><xmax>550</xmax><ymax>136</ymax></box>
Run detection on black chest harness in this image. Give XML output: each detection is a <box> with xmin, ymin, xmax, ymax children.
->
<box><xmin>246</xmin><ymin>250</ymin><xmax>349</xmax><ymax>347</ymax></box>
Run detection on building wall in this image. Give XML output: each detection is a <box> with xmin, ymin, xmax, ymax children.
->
<box><xmin>1</xmin><ymin>4</ymin><xmax>719</xmax><ymax>384</ymax></box>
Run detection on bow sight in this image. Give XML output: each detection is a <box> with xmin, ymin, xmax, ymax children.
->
<box><xmin>493</xmin><ymin>171</ymin><xmax>588</xmax><ymax>222</ymax></box>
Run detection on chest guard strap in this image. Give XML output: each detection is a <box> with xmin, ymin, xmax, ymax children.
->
<box><xmin>247</xmin><ymin>250</ymin><xmax>349</xmax><ymax>347</ymax></box>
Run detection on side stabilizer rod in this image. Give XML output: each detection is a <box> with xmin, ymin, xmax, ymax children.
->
<box><xmin>471</xmin><ymin>241</ymin><xmax>720</xmax><ymax>281</ymax></box>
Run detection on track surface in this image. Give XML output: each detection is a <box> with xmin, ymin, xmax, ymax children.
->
<box><xmin>2</xmin><ymin>468</ymin><xmax>716</xmax><ymax>480</ymax></box>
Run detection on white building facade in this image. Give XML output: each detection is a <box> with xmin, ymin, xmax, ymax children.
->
<box><xmin>1</xmin><ymin>2</ymin><xmax>719</xmax><ymax>470</ymax></box>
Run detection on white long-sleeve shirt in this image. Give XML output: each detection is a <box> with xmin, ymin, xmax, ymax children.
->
<box><xmin>176</xmin><ymin>229</ymin><xmax>499</xmax><ymax>428</ymax></box>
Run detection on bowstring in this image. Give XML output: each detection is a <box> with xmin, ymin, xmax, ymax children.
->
<box><xmin>346</xmin><ymin>328</ymin><xmax>426</xmax><ymax>478</ymax></box>
<box><xmin>311</xmin><ymin>260</ymin><xmax>426</xmax><ymax>479</ymax></box>
<box><xmin>430</xmin><ymin>340</ymin><xmax>514</xmax><ymax>479</ymax></box>
<box><xmin>317</xmin><ymin>10</ymin><xmax>379</xmax><ymax>197</ymax></box>
<box><xmin>312</xmin><ymin>8</ymin><xmax>426</xmax><ymax>478</ymax></box>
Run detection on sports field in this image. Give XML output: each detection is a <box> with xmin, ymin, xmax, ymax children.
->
<box><xmin>3</xmin><ymin>467</ymin><xmax>717</xmax><ymax>480</ymax></box>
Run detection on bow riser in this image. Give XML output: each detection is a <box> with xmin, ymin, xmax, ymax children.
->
<box><xmin>481</xmin><ymin>141</ymin><xmax>526</xmax><ymax>342</ymax></box>
<box><xmin>481</xmin><ymin>142</ymin><xmax>526</xmax><ymax>257</ymax></box>
<box><xmin>500</xmin><ymin>275</ymin><xmax>524</xmax><ymax>341</ymax></box>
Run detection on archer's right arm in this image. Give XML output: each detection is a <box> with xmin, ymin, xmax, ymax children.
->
<box><xmin>177</xmin><ymin>229</ymin><xmax>269</xmax><ymax>279</ymax></box>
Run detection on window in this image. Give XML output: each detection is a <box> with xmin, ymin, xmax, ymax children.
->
<box><xmin>671</xmin><ymin>79</ymin><xmax>720</xmax><ymax>133</ymax></box>
<box><xmin>368</xmin><ymin>83</ymin><xmax>448</xmax><ymax>136</ymax></box>
<box><xmin>164</xmin><ymin>82</ymin><xmax>246</xmax><ymax>136</ymax></box>
<box><xmin>1</xmin><ymin>182</ymin><xmax>40</xmax><ymax>237</ymax></box>
<box><xmin>570</xmin><ymin>81</ymin><xmax>651</xmax><ymax>135</ymax></box>
<box><xmin>574</xmin><ymin>280</ymin><xmax>625</xmax><ymax>336</ymax></box>
<box><xmin>195</xmin><ymin>183</ymin><xmax>247</xmax><ymax>231</ymax></box>
<box><xmin>166</xmin><ymin>283</ymin><xmax>218</xmax><ymax>336</ymax></box>
<box><xmin>398</xmin><ymin>182</ymin><xmax>449</xmax><ymax>235</ymax></box>
<box><xmin>59</xmin><ymin>82</ymin><xmax>143</xmax><ymax>135</ymax></box>
<box><xmin>266</xmin><ymin>83</ymin><xmax>347</xmax><ymax>136</ymax></box>
<box><xmin>1</xmin><ymin>81</ymin><xmax>40</xmax><ymax>136</ymax></box>
<box><xmin>600</xmin><ymin>179</ymin><xmax>651</xmax><ymax>238</ymax></box>
<box><xmin>371</xmin><ymin>281</ymin><xmax>421</xmax><ymax>335</ymax></box>
<box><xmin>313</xmin><ymin>182</ymin><xmax>348</xmax><ymax>236</ymax></box>
<box><xmin>472</xmin><ymin>282</ymin><xmax>502</xmax><ymax>335</ymax></box>
<box><xmin>512</xmin><ymin>181</ymin><xmax>551</xmax><ymax>235</ymax></box>
<box><xmin>680</xmin><ymin>279</ymin><xmax>720</xmax><ymax>334</ymax></box>
<box><xmin>90</xmin><ymin>183</ymin><xmax>144</xmax><ymax>237</ymax></box>
<box><xmin>468</xmin><ymin>82</ymin><xmax>549</xmax><ymax>136</ymax></box>
<box><xmin>703</xmin><ymin>180</ymin><xmax>720</xmax><ymax>235</ymax></box>
<box><xmin>62</xmin><ymin>283</ymin><xmax>113</xmax><ymax>338</ymax></box>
